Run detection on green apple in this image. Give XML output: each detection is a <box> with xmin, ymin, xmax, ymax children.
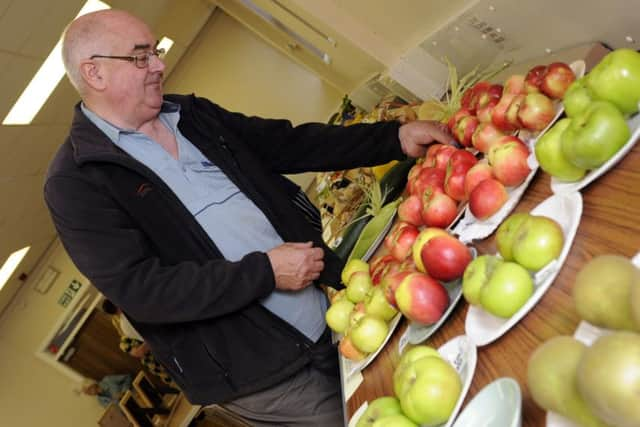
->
<box><xmin>535</xmin><ymin>118</ymin><xmax>587</xmax><ymax>181</ymax></box>
<box><xmin>350</xmin><ymin>314</ymin><xmax>389</xmax><ymax>354</ymax></box>
<box><xmin>393</xmin><ymin>345</ymin><xmax>441</xmax><ymax>397</ymax></box>
<box><xmin>562</xmin><ymin>77</ymin><xmax>594</xmax><ymax>118</ymax></box>
<box><xmin>346</xmin><ymin>271</ymin><xmax>373</xmax><ymax>303</ymax></box>
<box><xmin>512</xmin><ymin>215</ymin><xmax>564</xmax><ymax>271</ymax></box>
<box><xmin>371</xmin><ymin>414</ymin><xmax>418</xmax><ymax>427</ymax></box>
<box><xmin>411</xmin><ymin>227</ymin><xmax>448</xmax><ymax>272</ymax></box>
<box><xmin>397</xmin><ymin>356</ymin><xmax>462</xmax><ymax>426</ymax></box>
<box><xmin>342</xmin><ymin>258</ymin><xmax>370</xmax><ymax>285</ymax></box>
<box><xmin>356</xmin><ymin>396</ymin><xmax>403</xmax><ymax>427</ymax></box>
<box><xmin>479</xmin><ymin>261</ymin><xmax>534</xmax><ymax>318</ymax></box>
<box><xmin>587</xmin><ymin>48</ymin><xmax>640</xmax><ymax>115</ymax></box>
<box><xmin>364</xmin><ymin>286</ymin><xmax>398</xmax><ymax>322</ymax></box>
<box><xmin>325</xmin><ymin>299</ymin><xmax>355</xmax><ymax>334</ymax></box>
<box><xmin>561</xmin><ymin>101</ymin><xmax>630</xmax><ymax>169</ymax></box>
<box><xmin>495</xmin><ymin>212</ymin><xmax>530</xmax><ymax>261</ymax></box>
<box><xmin>462</xmin><ymin>255</ymin><xmax>504</xmax><ymax>305</ymax></box>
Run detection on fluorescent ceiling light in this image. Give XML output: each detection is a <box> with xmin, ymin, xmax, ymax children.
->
<box><xmin>2</xmin><ymin>0</ymin><xmax>111</xmax><ymax>125</ymax></box>
<box><xmin>158</xmin><ymin>36</ymin><xmax>174</xmax><ymax>53</ymax></box>
<box><xmin>0</xmin><ymin>246</ymin><xmax>30</xmax><ymax>292</ymax></box>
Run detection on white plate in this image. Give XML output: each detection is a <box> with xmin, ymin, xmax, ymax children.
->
<box><xmin>341</xmin><ymin>312</ymin><xmax>403</xmax><ymax>378</ymax></box>
<box><xmin>465</xmin><ymin>192</ymin><xmax>583</xmax><ymax>346</ymax></box>
<box><xmin>518</xmin><ymin>60</ymin><xmax>586</xmax><ymax>146</ymax></box>
<box><xmin>546</xmin><ymin>251</ymin><xmax>640</xmax><ymax>426</ymax></box>
<box><xmin>451</xmin><ymin>164</ymin><xmax>538</xmax><ymax>244</ymax></box>
<box><xmin>397</xmin><ymin>248</ymin><xmax>478</xmax><ymax>353</ymax></box>
<box><xmin>349</xmin><ymin>335</ymin><xmax>477</xmax><ymax>427</ymax></box>
<box><xmin>549</xmin><ymin>108</ymin><xmax>640</xmax><ymax>194</ymax></box>
<box><xmin>439</xmin><ymin>335</ymin><xmax>478</xmax><ymax>427</ymax></box>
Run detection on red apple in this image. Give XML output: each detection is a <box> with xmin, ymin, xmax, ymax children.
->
<box><xmin>540</xmin><ymin>62</ymin><xmax>576</xmax><ymax>99</ymax></box>
<box><xmin>468</xmin><ymin>178</ymin><xmax>508</xmax><ymax>220</ymax></box>
<box><xmin>411</xmin><ymin>167</ymin><xmax>445</xmax><ymax>197</ymax></box>
<box><xmin>422</xmin><ymin>191</ymin><xmax>458</xmax><ymax>228</ymax></box>
<box><xmin>517</xmin><ymin>92</ymin><xmax>556</xmax><ymax>131</ymax></box>
<box><xmin>492</xmin><ymin>93</ymin><xmax>518</xmax><ymax>132</ymax></box>
<box><xmin>505</xmin><ymin>94</ymin><xmax>526</xmax><ymax>129</ymax></box>
<box><xmin>489</xmin><ymin>136</ymin><xmax>531</xmax><ymax>187</ymax></box>
<box><xmin>503</xmin><ymin>74</ymin><xmax>527</xmax><ymax>95</ymax></box>
<box><xmin>525</xmin><ymin>65</ymin><xmax>547</xmax><ymax>93</ymax></box>
<box><xmin>398</xmin><ymin>194</ymin><xmax>423</xmax><ymax>226</ymax></box>
<box><xmin>476</xmin><ymin>99</ymin><xmax>498</xmax><ymax>123</ymax></box>
<box><xmin>369</xmin><ymin>254</ymin><xmax>398</xmax><ymax>285</ymax></box>
<box><xmin>420</xmin><ymin>235</ymin><xmax>472</xmax><ymax>282</ymax></box>
<box><xmin>395</xmin><ymin>272</ymin><xmax>449</xmax><ymax>324</ymax></box>
<box><xmin>473</xmin><ymin>82</ymin><xmax>502</xmax><ymax>112</ymax></box>
<box><xmin>454</xmin><ymin>115</ymin><xmax>479</xmax><ymax>147</ymax></box>
<box><xmin>406</xmin><ymin>163</ymin><xmax>425</xmax><ymax>194</ymax></box>
<box><xmin>398</xmin><ymin>256</ymin><xmax>418</xmax><ymax>273</ymax></box>
<box><xmin>424</xmin><ymin>143</ymin><xmax>444</xmax><ymax>167</ymax></box>
<box><xmin>412</xmin><ymin>227</ymin><xmax>449</xmax><ymax>272</ymax></box>
<box><xmin>450</xmin><ymin>149</ymin><xmax>477</xmax><ymax>166</ymax></box>
<box><xmin>460</xmin><ymin>85</ymin><xmax>478</xmax><ymax>112</ymax></box>
<box><xmin>381</xmin><ymin>270</ymin><xmax>412</xmax><ymax>308</ymax></box>
<box><xmin>433</xmin><ymin>145</ymin><xmax>458</xmax><ymax>170</ymax></box>
<box><xmin>447</xmin><ymin>109</ymin><xmax>472</xmax><ymax>133</ymax></box>
<box><xmin>384</xmin><ymin>221</ymin><xmax>420</xmax><ymax>262</ymax></box>
<box><xmin>464</xmin><ymin>162</ymin><xmax>494</xmax><ymax>199</ymax></box>
<box><xmin>472</xmin><ymin>122</ymin><xmax>505</xmax><ymax>153</ymax></box>
<box><xmin>339</xmin><ymin>335</ymin><xmax>367</xmax><ymax>361</ymax></box>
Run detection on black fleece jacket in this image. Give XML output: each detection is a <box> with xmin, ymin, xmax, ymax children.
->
<box><xmin>44</xmin><ymin>94</ymin><xmax>404</xmax><ymax>404</ymax></box>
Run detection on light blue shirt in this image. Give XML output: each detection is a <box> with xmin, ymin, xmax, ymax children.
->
<box><xmin>81</xmin><ymin>103</ymin><xmax>327</xmax><ymax>341</ymax></box>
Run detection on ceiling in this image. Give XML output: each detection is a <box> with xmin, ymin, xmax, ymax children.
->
<box><xmin>2</xmin><ymin>0</ymin><xmax>640</xmax><ymax>314</ymax></box>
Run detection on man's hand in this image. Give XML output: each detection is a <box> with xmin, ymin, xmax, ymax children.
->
<box><xmin>398</xmin><ymin>120</ymin><xmax>457</xmax><ymax>158</ymax></box>
<box><xmin>267</xmin><ymin>242</ymin><xmax>325</xmax><ymax>291</ymax></box>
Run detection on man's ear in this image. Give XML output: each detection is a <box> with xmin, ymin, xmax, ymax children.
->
<box><xmin>80</xmin><ymin>60</ymin><xmax>106</xmax><ymax>91</ymax></box>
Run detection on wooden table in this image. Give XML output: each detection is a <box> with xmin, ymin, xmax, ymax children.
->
<box><xmin>345</xmin><ymin>135</ymin><xmax>640</xmax><ymax>426</ymax></box>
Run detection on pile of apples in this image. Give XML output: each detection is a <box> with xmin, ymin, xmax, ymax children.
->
<box><xmin>327</xmin><ymin>259</ymin><xmax>399</xmax><ymax>361</ymax></box>
<box><xmin>355</xmin><ymin>345</ymin><xmax>462</xmax><ymax>427</ymax></box>
<box><xmin>535</xmin><ymin>48</ymin><xmax>640</xmax><ymax>182</ymax></box>
<box><xmin>461</xmin><ymin>212</ymin><xmax>564</xmax><ymax>318</ymax></box>
<box><xmin>443</xmin><ymin>62</ymin><xmax>577</xmax><ymax>220</ymax></box>
<box><xmin>398</xmin><ymin>144</ymin><xmax>477</xmax><ymax>229</ymax></box>
<box><xmin>527</xmin><ymin>254</ymin><xmax>640</xmax><ymax>427</ymax></box>
<box><xmin>378</xmin><ymin>225</ymin><xmax>472</xmax><ymax>326</ymax></box>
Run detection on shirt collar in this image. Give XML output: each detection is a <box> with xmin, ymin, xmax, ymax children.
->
<box><xmin>80</xmin><ymin>101</ymin><xmax>181</xmax><ymax>144</ymax></box>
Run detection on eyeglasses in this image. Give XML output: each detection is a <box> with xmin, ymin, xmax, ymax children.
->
<box><xmin>90</xmin><ymin>48</ymin><xmax>166</xmax><ymax>69</ymax></box>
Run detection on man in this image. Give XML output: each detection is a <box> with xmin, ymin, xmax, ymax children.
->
<box><xmin>45</xmin><ymin>9</ymin><xmax>455</xmax><ymax>426</ymax></box>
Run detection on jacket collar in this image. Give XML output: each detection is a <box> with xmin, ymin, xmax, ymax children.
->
<box><xmin>69</xmin><ymin>94</ymin><xmax>194</xmax><ymax>165</ymax></box>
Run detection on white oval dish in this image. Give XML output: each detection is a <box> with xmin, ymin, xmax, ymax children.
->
<box><xmin>348</xmin><ymin>335</ymin><xmax>477</xmax><ymax>427</ymax></box>
<box><xmin>549</xmin><ymin>108</ymin><xmax>640</xmax><ymax>194</ymax></box>
<box><xmin>465</xmin><ymin>192</ymin><xmax>583</xmax><ymax>346</ymax></box>
<box><xmin>452</xmin><ymin>377</ymin><xmax>522</xmax><ymax>427</ymax></box>
<box><xmin>341</xmin><ymin>312</ymin><xmax>403</xmax><ymax>378</ymax></box>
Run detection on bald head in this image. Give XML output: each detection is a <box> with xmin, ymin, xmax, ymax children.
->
<box><xmin>61</xmin><ymin>9</ymin><xmax>151</xmax><ymax>95</ymax></box>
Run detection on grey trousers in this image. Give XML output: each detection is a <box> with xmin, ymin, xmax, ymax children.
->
<box><xmin>219</xmin><ymin>364</ymin><xmax>345</xmax><ymax>427</ymax></box>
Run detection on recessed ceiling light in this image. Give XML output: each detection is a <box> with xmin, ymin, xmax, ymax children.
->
<box><xmin>0</xmin><ymin>246</ymin><xmax>30</xmax><ymax>292</ymax></box>
<box><xmin>2</xmin><ymin>0</ymin><xmax>111</xmax><ymax>126</ymax></box>
<box><xmin>157</xmin><ymin>36</ymin><xmax>174</xmax><ymax>53</ymax></box>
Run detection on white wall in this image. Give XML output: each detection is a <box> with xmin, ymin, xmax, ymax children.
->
<box><xmin>0</xmin><ymin>240</ymin><xmax>101</xmax><ymax>426</ymax></box>
<box><xmin>164</xmin><ymin>9</ymin><xmax>343</xmax><ymax>190</ymax></box>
